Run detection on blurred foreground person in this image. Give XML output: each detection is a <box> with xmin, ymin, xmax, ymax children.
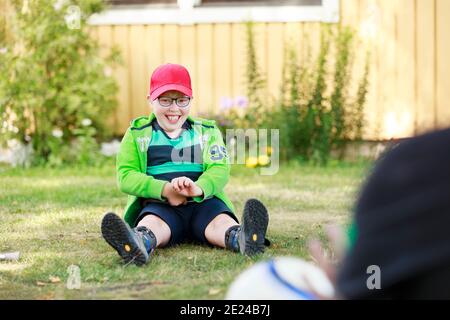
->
<box><xmin>311</xmin><ymin>127</ymin><xmax>450</xmax><ymax>299</ymax></box>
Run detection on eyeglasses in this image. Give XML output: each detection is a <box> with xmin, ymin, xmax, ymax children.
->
<box><xmin>157</xmin><ymin>96</ymin><xmax>191</xmax><ymax>108</ymax></box>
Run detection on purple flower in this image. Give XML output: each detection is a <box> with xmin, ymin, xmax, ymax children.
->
<box><xmin>218</xmin><ymin>118</ymin><xmax>232</xmax><ymax>127</ymax></box>
<box><xmin>235</xmin><ymin>96</ymin><xmax>249</xmax><ymax>109</ymax></box>
<box><xmin>220</xmin><ymin>97</ymin><xmax>234</xmax><ymax>111</ymax></box>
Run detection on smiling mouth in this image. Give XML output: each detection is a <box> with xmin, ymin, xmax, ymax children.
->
<box><xmin>165</xmin><ymin>115</ymin><xmax>181</xmax><ymax>124</ymax></box>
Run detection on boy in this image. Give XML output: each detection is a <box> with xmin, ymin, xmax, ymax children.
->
<box><xmin>101</xmin><ymin>63</ymin><xmax>269</xmax><ymax>266</ymax></box>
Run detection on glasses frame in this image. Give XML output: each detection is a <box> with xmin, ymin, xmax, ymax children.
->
<box><xmin>157</xmin><ymin>96</ymin><xmax>191</xmax><ymax>108</ymax></box>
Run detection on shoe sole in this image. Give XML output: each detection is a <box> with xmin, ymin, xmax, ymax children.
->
<box><xmin>239</xmin><ymin>199</ymin><xmax>269</xmax><ymax>256</ymax></box>
<box><xmin>101</xmin><ymin>212</ymin><xmax>148</xmax><ymax>266</ymax></box>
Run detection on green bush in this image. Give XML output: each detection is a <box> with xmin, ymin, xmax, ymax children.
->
<box><xmin>0</xmin><ymin>0</ymin><xmax>120</xmax><ymax>166</ymax></box>
<box><xmin>192</xmin><ymin>22</ymin><xmax>370</xmax><ymax>166</ymax></box>
<box><xmin>207</xmin><ymin>23</ymin><xmax>369</xmax><ymax>165</ymax></box>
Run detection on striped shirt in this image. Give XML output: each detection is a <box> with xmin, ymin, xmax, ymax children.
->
<box><xmin>146</xmin><ymin>119</ymin><xmax>203</xmax><ymax>182</ymax></box>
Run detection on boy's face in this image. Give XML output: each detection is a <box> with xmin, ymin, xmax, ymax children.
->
<box><xmin>151</xmin><ymin>90</ymin><xmax>191</xmax><ymax>132</ymax></box>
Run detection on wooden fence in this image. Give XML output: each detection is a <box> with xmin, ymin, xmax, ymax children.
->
<box><xmin>89</xmin><ymin>0</ymin><xmax>450</xmax><ymax>139</ymax></box>
<box><xmin>3</xmin><ymin>0</ymin><xmax>450</xmax><ymax>139</ymax></box>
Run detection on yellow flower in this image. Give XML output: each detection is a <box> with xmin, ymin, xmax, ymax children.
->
<box><xmin>266</xmin><ymin>146</ymin><xmax>273</xmax><ymax>156</ymax></box>
<box><xmin>245</xmin><ymin>157</ymin><xmax>258</xmax><ymax>168</ymax></box>
<box><xmin>258</xmin><ymin>155</ymin><xmax>270</xmax><ymax>166</ymax></box>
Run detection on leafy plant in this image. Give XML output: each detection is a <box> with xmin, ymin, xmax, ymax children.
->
<box><xmin>0</xmin><ymin>0</ymin><xmax>120</xmax><ymax>166</ymax></box>
<box><xmin>271</xmin><ymin>24</ymin><xmax>370</xmax><ymax>164</ymax></box>
<box><xmin>243</xmin><ymin>21</ymin><xmax>266</xmax><ymax>129</ymax></box>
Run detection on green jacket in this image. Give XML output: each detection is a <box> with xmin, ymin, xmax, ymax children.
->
<box><xmin>116</xmin><ymin>112</ymin><xmax>235</xmax><ymax>226</ymax></box>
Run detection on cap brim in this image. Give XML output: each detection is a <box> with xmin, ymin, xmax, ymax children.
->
<box><xmin>149</xmin><ymin>84</ymin><xmax>193</xmax><ymax>101</ymax></box>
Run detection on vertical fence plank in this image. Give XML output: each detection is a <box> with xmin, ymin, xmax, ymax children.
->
<box><xmin>178</xmin><ymin>24</ymin><xmax>198</xmax><ymax>115</ymax></box>
<box><xmin>96</xmin><ymin>25</ymin><xmax>118</xmax><ymax>132</ymax></box>
<box><xmin>129</xmin><ymin>25</ymin><xmax>148</xmax><ymax>120</ymax></box>
<box><xmin>231</xmin><ymin>23</ymin><xmax>247</xmax><ymax>104</ymax></box>
<box><xmin>436</xmin><ymin>0</ymin><xmax>450</xmax><ymax>128</ymax></box>
<box><xmin>359</xmin><ymin>0</ymin><xmax>381</xmax><ymax>140</ymax></box>
<box><xmin>213</xmin><ymin>23</ymin><xmax>232</xmax><ymax>116</ymax></box>
<box><xmin>302</xmin><ymin>22</ymin><xmax>322</xmax><ymax>68</ymax></box>
<box><xmin>162</xmin><ymin>24</ymin><xmax>179</xmax><ymax>63</ymax></box>
<box><xmin>196</xmin><ymin>24</ymin><xmax>214</xmax><ymax>115</ymax></box>
<box><xmin>282</xmin><ymin>22</ymin><xmax>302</xmax><ymax>105</ymax></box>
<box><xmin>416</xmin><ymin>0</ymin><xmax>436</xmax><ymax>134</ymax></box>
<box><xmin>253</xmin><ymin>22</ymin><xmax>268</xmax><ymax>103</ymax></box>
<box><xmin>377</xmin><ymin>0</ymin><xmax>398</xmax><ymax>139</ymax></box>
<box><xmin>144</xmin><ymin>24</ymin><xmax>164</xmax><ymax>100</ymax></box>
<box><xmin>340</xmin><ymin>0</ymin><xmax>361</xmax><ymax>28</ymax></box>
<box><xmin>143</xmin><ymin>24</ymin><xmax>164</xmax><ymax>119</ymax></box>
<box><xmin>111</xmin><ymin>25</ymin><xmax>131</xmax><ymax>134</ymax></box>
<box><xmin>266</xmin><ymin>23</ymin><xmax>285</xmax><ymax>105</ymax></box>
<box><xmin>396</xmin><ymin>0</ymin><xmax>415</xmax><ymax>137</ymax></box>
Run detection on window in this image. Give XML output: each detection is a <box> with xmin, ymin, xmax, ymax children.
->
<box><xmin>91</xmin><ymin>0</ymin><xmax>339</xmax><ymax>25</ymax></box>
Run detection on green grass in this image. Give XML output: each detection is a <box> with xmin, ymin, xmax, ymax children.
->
<box><xmin>0</xmin><ymin>161</ymin><xmax>371</xmax><ymax>299</ymax></box>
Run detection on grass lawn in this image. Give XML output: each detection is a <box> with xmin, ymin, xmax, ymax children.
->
<box><xmin>0</xmin><ymin>160</ymin><xmax>371</xmax><ymax>299</ymax></box>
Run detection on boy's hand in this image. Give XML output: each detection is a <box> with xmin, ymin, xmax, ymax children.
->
<box><xmin>171</xmin><ymin>177</ymin><xmax>203</xmax><ymax>198</ymax></box>
<box><xmin>162</xmin><ymin>182</ymin><xmax>187</xmax><ymax>206</ymax></box>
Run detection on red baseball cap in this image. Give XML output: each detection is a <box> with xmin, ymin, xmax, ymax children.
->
<box><xmin>148</xmin><ymin>63</ymin><xmax>193</xmax><ymax>101</ymax></box>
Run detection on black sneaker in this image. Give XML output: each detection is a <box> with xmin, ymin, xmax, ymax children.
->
<box><xmin>101</xmin><ymin>212</ymin><xmax>151</xmax><ymax>266</ymax></box>
<box><xmin>239</xmin><ymin>199</ymin><xmax>269</xmax><ymax>256</ymax></box>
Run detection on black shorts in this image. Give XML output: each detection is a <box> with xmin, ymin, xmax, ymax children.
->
<box><xmin>135</xmin><ymin>197</ymin><xmax>238</xmax><ymax>246</ymax></box>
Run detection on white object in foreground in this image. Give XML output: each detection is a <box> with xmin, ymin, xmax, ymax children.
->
<box><xmin>226</xmin><ymin>257</ymin><xmax>335</xmax><ymax>300</ymax></box>
<box><xmin>0</xmin><ymin>252</ymin><xmax>20</xmax><ymax>261</ymax></box>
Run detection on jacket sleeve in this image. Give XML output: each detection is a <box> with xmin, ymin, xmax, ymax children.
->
<box><xmin>193</xmin><ymin>127</ymin><xmax>230</xmax><ymax>202</ymax></box>
<box><xmin>116</xmin><ymin>128</ymin><xmax>167</xmax><ymax>200</ymax></box>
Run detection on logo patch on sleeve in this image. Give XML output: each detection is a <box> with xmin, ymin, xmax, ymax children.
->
<box><xmin>209</xmin><ymin>144</ymin><xmax>228</xmax><ymax>161</ymax></box>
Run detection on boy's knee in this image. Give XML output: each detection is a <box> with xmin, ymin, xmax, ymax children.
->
<box><xmin>140</xmin><ymin>214</ymin><xmax>170</xmax><ymax>230</ymax></box>
<box><xmin>208</xmin><ymin>213</ymin><xmax>236</xmax><ymax>230</ymax></box>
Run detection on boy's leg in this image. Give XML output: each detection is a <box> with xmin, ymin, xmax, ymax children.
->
<box><xmin>230</xmin><ymin>199</ymin><xmax>269</xmax><ymax>255</ymax></box>
<box><xmin>204</xmin><ymin>214</ymin><xmax>239</xmax><ymax>248</ymax></box>
<box><xmin>101</xmin><ymin>212</ymin><xmax>157</xmax><ymax>266</ymax></box>
<box><xmin>137</xmin><ymin>214</ymin><xmax>171</xmax><ymax>248</ymax></box>
<box><xmin>192</xmin><ymin>198</ymin><xmax>269</xmax><ymax>256</ymax></box>
<box><xmin>101</xmin><ymin>203</ymin><xmax>184</xmax><ymax>266</ymax></box>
